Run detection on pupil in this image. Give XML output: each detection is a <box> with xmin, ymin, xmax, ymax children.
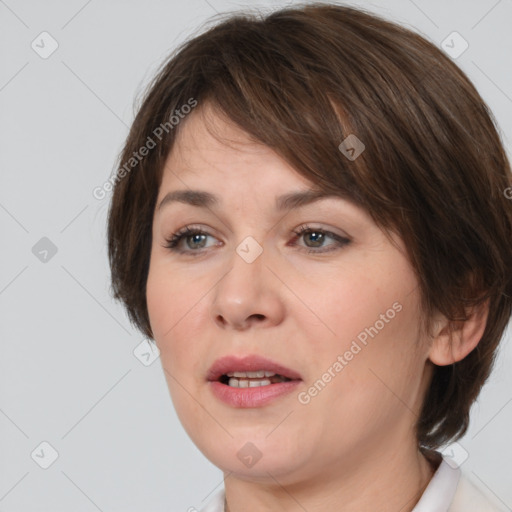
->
<box><xmin>188</xmin><ymin>234</ymin><xmax>206</xmax><ymax>249</ymax></box>
<box><xmin>307</xmin><ymin>231</ymin><xmax>323</xmax><ymax>247</ymax></box>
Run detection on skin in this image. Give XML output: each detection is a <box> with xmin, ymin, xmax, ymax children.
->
<box><xmin>146</xmin><ymin>102</ymin><xmax>487</xmax><ymax>512</ymax></box>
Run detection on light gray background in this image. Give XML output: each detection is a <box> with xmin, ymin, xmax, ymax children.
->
<box><xmin>1</xmin><ymin>0</ymin><xmax>511</xmax><ymax>511</ymax></box>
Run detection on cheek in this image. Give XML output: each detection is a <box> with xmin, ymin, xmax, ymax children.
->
<box><xmin>294</xmin><ymin>251</ymin><xmax>424</xmax><ymax>393</ymax></box>
<box><xmin>146</xmin><ymin>258</ymin><xmax>209</xmax><ymax>373</ymax></box>
<box><xmin>291</xmin><ymin>255</ymin><xmax>417</xmax><ymax>347</ymax></box>
<box><xmin>334</xmin><ymin>293</ymin><xmax>424</xmax><ymax>414</ymax></box>
<box><xmin>146</xmin><ymin>270</ymin><xmax>210</xmax><ymax>429</ymax></box>
<box><xmin>146</xmin><ymin>260</ymin><xmax>191</xmax><ymax>352</ymax></box>
<box><xmin>295</xmin><ymin>291</ymin><xmax>425</xmax><ymax>456</ymax></box>
<box><xmin>146</xmin><ymin>265</ymin><xmax>173</xmax><ymax>343</ymax></box>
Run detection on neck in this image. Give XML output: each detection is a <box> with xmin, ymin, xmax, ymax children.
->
<box><xmin>223</xmin><ymin>443</ymin><xmax>438</xmax><ymax>512</ymax></box>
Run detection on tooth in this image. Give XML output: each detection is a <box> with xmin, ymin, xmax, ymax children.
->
<box><xmin>228</xmin><ymin>370</ymin><xmax>277</xmax><ymax>378</ymax></box>
<box><xmin>247</xmin><ymin>371</ymin><xmax>265</xmax><ymax>378</ymax></box>
<box><xmin>227</xmin><ymin>378</ymin><xmax>273</xmax><ymax>388</ymax></box>
<box><xmin>249</xmin><ymin>379</ymin><xmax>271</xmax><ymax>387</ymax></box>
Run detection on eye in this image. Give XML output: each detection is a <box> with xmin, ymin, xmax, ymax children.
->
<box><xmin>290</xmin><ymin>224</ymin><xmax>351</xmax><ymax>254</ymax></box>
<box><xmin>163</xmin><ymin>225</ymin><xmax>220</xmax><ymax>255</ymax></box>
<box><xmin>162</xmin><ymin>223</ymin><xmax>351</xmax><ymax>256</ymax></box>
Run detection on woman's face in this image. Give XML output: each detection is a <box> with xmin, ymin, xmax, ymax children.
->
<box><xmin>146</xmin><ymin>105</ymin><xmax>433</xmax><ymax>484</ymax></box>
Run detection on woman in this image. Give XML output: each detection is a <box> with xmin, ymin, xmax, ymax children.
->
<box><xmin>107</xmin><ymin>3</ymin><xmax>512</xmax><ymax>511</ymax></box>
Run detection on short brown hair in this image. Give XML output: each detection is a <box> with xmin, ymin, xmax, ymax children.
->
<box><xmin>107</xmin><ymin>2</ymin><xmax>512</xmax><ymax>449</ymax></box>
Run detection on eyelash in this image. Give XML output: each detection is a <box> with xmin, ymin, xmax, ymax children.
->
<box><xmin>163</xmin><ymin>224</ymin><xmax>351</xmax><ymax>256</ymax></box>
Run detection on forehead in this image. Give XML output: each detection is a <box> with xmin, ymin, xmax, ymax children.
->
<box><xmin>160</xmin><ymin>103</ymin><xmax>316</xmax><ymax>189</ymax></box>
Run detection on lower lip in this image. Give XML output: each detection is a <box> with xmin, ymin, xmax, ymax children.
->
<box><xmin>208</xmin><ymin>380</ymin><xmax>301</xmax><ymax>408</ymax></box>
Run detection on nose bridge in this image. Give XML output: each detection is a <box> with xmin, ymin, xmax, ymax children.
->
<box><xmin>218</xmin><ymin>236</ymin><xmax>266</xmax><ymax>305</ymax></box>
<box><xmin>210</xmin><ymin>235</ymin><xmax>283</xmax><ymax>329</ymax></box>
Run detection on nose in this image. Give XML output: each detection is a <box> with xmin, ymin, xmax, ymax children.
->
<box><xmin>210</xmin><ymin>242</ymin><xmax>286</xmax><ymax>331</ymax></box>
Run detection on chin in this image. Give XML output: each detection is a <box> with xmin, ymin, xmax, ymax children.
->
<box><xmin>191</xmin><ymin>431</ymin><xmax>311</xmax><ymax>480</ymax></box>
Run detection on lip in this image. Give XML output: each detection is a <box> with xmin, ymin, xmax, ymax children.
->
<box><xmin>207</xmin><ymin>354</ymin><xmax>302</xmax><ymax>382</ymax></box>
<box><xmin>207</xmin><ymin>354</ymin><xmax>302</xmax><ymax>408</ymax></box>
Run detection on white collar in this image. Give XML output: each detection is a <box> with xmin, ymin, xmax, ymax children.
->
<box><xmin>199</xmin><ymin>455</ymin><xmax>460</xmax><ymax>512</ymax></box>
<box><xmin>411</xmin><ymin>457</ymin><xmax>460</xmax><ymax>511</ymax></box>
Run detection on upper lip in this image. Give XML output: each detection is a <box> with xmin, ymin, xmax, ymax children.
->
<box><xmin>207</xmin><ymin>354</ymin><xmax>302</xmax><ymax>382</ymax></box>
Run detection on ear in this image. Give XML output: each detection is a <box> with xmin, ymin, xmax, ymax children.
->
<box><xmin>428</xmin><ymin>299</ymin><xmax>490</xmax><ymax>366</ymax></box>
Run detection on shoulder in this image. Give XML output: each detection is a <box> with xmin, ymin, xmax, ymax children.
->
<box><xmin>448</xmin><ymin>471</ymin><xmax>508</xmax><ymax>512</ymax></box>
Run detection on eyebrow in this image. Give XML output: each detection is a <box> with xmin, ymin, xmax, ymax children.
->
<box><xmin>157</xmin><ymin>189</ymin><xmax>339</xmax><ymax>212</ymax></box>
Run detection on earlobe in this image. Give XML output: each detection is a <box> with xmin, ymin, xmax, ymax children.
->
<box><xmin>428</xmin><ymin>299</ymin><xmax>490</xmax><ymax>366</ymax></box>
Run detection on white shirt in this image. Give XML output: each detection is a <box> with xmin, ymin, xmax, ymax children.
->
<box><xmin>198</xmin><ymin>455</ymin><xmax>508</xmax><ymax>512</ymax></box>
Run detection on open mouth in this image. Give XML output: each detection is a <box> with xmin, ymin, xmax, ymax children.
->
<box><xmin>218</xmin><ymin>371</ymin><xmax>293</xmax><ymax>388</ymax></box>
<box><xmin>207</xmin><ymin>355</ymin><xmax>302</xmax><ymax>407</ymax></box>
